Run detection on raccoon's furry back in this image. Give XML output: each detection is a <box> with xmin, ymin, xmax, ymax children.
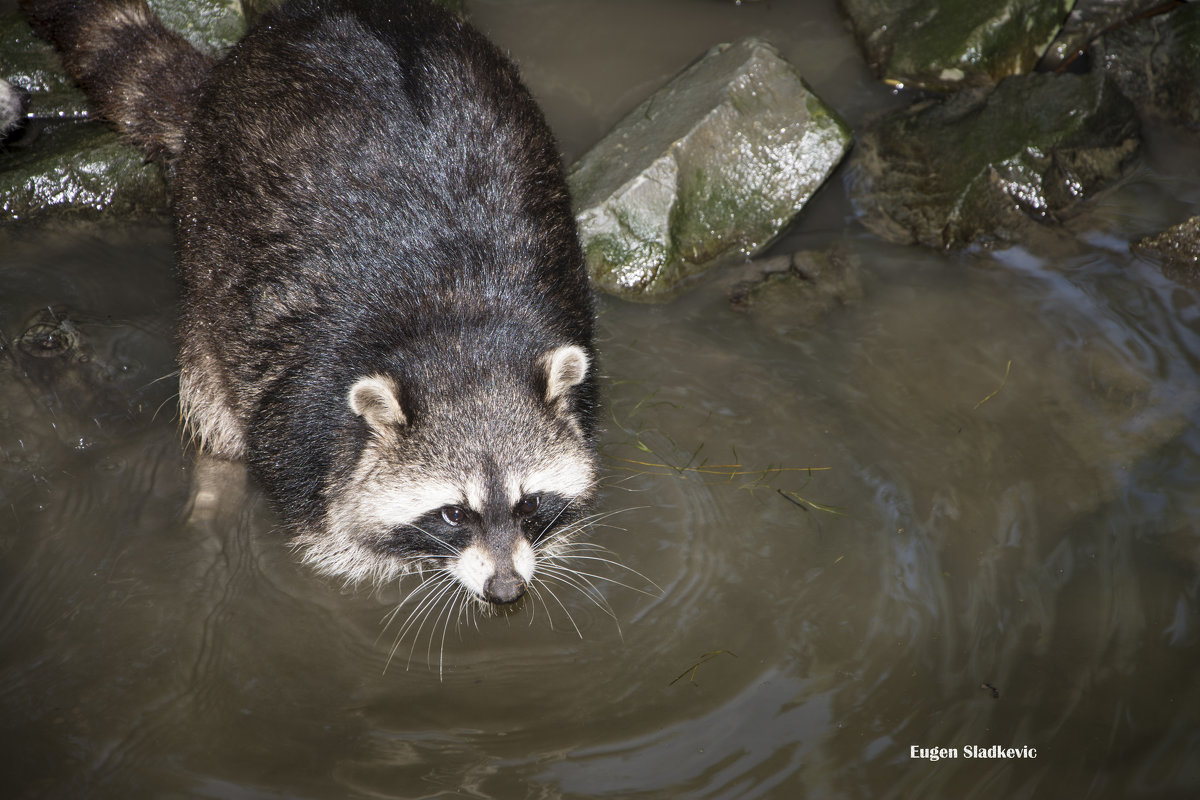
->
<box><xmin>18</xmin><ymin>0</ymin><xmax>213</xmax><ymax>161</ymax></box>
<box><xmin>22</xmin><ymin>0</ymin><xmax>603</xmax><ymax>602</ymax></box>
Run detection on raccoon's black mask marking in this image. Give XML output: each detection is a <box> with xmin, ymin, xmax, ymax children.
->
<box><xmin>21</xmin><ymin>0</ymin><xmax>601</xmax><ymax>601</ymax></box>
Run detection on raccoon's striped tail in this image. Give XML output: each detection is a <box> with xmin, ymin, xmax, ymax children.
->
<box><xmin>19</xmin><ymin>0</ymin><xmax>214</xmax><ymax>162</ymax></box>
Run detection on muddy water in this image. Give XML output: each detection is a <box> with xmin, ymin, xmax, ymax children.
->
<box><xmin>3</xmin><ymin>1</ymin><xmax>1200</xmax><ymax>798</ymax></box>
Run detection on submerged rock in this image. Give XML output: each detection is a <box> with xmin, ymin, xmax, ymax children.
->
<box><xmin>727</xmin><ymin>246</ymin><xmax>862</xmax><ymax>325</ymax></box>
<box><xmin>0</xmin><ymin>122</ymin><xmax>167</xmax><ymax>223</ymax></box>
<box><xmin>0</xmin><ymin>302</ymin><xmax>176</xmax><ymax>456</ymax></box>
<box><xmin>839</xmin><ymin>0</ymin><xmax>1075</xmax><ymax>91</ymax></box>
<box><xmin>1095</xmin><ymin>2</ymin><xmax>1200</xmax><ymax>129</ymax></box>
<box><xmin>569</xmin><ymin>37</ymin><xmax>852</xmax><ymax>302</ymax></box>
<box><xmin>849</xmin><ymin>70</ymin><xmax>1139</xmax><ymax>249</ymax></box>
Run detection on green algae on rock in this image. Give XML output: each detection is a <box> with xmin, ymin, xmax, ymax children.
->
<box><xmin>849</xmin><ymin>70</ymin><xmax>1139</xmax><ymax>249</ymax></box>
<box><xmin>0</xmin><ymin>122</ymin><xmax>167</xmax><ymax>223</ymax></box>
<box><xmin>568</xmin><ymin>37</ymin><xmax>852</xmax><ymax>302</ymax></box>
<box><xmin>840</xmin><ymin>0</ymin><xmax>1076</xmax><ymax>91</ymax></box>
<box><xmin>0</xmin><ymin>11</ymin><xmax>89</xmax><ymax>121</ymax></box>
<box><xmin>0</xmin><ymin>0</ymin><xmax>247</xmax><ymax>223</ymax></box>
<box><xmin>147</xmin><ymin>0</ymin><xmax>247</xmax><ymax>54</ymax></box>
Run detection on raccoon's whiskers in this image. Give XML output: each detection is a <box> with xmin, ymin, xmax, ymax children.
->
<box><xmin>428</xmin><ymin>581</ymin><xmax>465</xmax><ymax>681</ymax></box>
<box><xmin>153</xmin><ymin>390</ymin><xmax>180</xmax><ymax>424</ymax></box>
<box><xmin>527</xmin><ymin>582</ymin><xmax>556</xmax><ymax>631</ymax></box>
<box><xmin>542</xmin><ymin>548</ymin><xmax>662</xmax><ymax>595</ymax></box>
<box><xmin>542</xmin><ymin>561</ymin><xmax>658</xmax><ymax>598</ymax></box>
<box><xmin>381</xmin><ymin>570</ymin><xmax>443</xmax><ymax>666</ymax></box>
<box><xmin>530</xmin><ymin>576</ymin><xmax>583</xmax><ymax>639</ymax></box>
<box><xmin>383</xmin><ymin>569</ymin><xmax>457</xmax><ymax>673</ymax></box>
<box><xmin>398</xmin><ymin>572</ymin><xmax>458</xmax><ymax>653</ymax></box>
<box><xmin>535</xmin><ymin>565</ymin><xmax>618</xmax><ymax>623</ymax></box>
<box><xmin>535</xmin><ymin>506</ymin><xmax>645</xmax><ymax>549</ymax></box>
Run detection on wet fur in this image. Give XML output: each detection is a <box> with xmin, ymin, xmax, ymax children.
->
<box><xmin>21</xmin><ymin>0</ymin><xmax>601</xmax><ymax>598</ymax></box>
<box><xmin>0</xmin><ymin>78</ymin><xmax>26</xmax><ymax>137</ymax></box>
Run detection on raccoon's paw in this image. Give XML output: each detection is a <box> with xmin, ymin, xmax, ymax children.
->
<box><xmin>182</xmin><ymin>452</ymin><xmax>250</xmax><ymax>527</ymax></box>
<box><xmin>0</xmin><ymin>78</ymin><xmax>28</xmax><ymax>138</ymax></box>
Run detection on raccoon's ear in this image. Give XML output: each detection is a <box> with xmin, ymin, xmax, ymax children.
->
<box><xmin>349</xmin><ymin>375</ymin><xmax>407</xmax><ymax>432</ymax></box>
<box><xmin>541</xmin><ymin>344</ymin><xmax>590</xmax><ymax>404</ymax></box>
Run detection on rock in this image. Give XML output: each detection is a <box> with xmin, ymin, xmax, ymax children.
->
<box><xmin>568</xmin><ymin>37</ymin><xmax>852</xmax><ymax>302</ymax></box>
<box><xmin>146</xmin><ymin>0</ymin><xmax>247</xmax><ymax>54</ymax></box>
<box><xmin>1132</xmin><ymin>216</ymin><xmax>1200</xmax><ymax>279</ymax></box>
<box><xmin>0</xmin><ymin>303</ymin><xmax>177</xmax><ymax>466</ymax></box>
<box><xmin>0</xmin><ymin>122</ymin><xmax>168</xmax><ymax>223</ymax></box>
<box><xmin>2</xmin><ymin>1</ymin><xmax>245</xmax><ymax>120</ymax></box>
<box><xmin>0</xmin><ymin>0</ymin><xmax>248</xmax><ymax>222</ymax></box>
<box><xmin>849</xmin><ymin>70</ymin><xmax>1140</xmax><ymax>249</ymax></box>
<box><xmin>727</xmin><ymin>245</ymin><xmax>862</xmax><ymax>325</ymax></box>
<box><xmin>1095</xmin><ymin>2</ymin><xmax>1200</xmax><ymax>130</ymax></box>
<box><xmin>1037</xmin><ymin>0</ymin><xmax>1166</xmax><ymax>72</ymax></box>
<box><xmin>0</xmin><ymin>0</ymin><xmax>473</xmax><ymax>224</ymax></box>
<box><xmin>839</xmin><ymin>0</ymin><xmax>1075</xmax><ymax>91</ymax></box>
<box><xmin>0</xmin><ymin>11</ymin><xmax>89</xmax><ymax>121</ymax></box>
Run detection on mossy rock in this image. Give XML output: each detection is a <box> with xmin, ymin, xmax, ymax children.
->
<box><xmin>149</xmin><ymin>0</ymin><xmax>247</xmax><ymax>54</ymax></box>
<box><xmin>0</xmin><ymin>11</ymin><xmax>89</xmax><ymax>121</ymax></box>
<box><xmin>0</xmin><ymin>122</ymin><xmax>167</xmax><ymax>224</ymax></box>
<box><xmin>1038</xmin><ymin>0</ymin><xmax>1164</xmax><ymax>72</ymax></box>
<box><xmin>840</xmin><ymin>0</ymin><xmax>1075</xmax><ymax>90</ymax></box>
<box><xmin>569</xmin><ymin>37</ymin><xmax>852</xmax><ymax>302</ymax></box>
<box><xmin>1096</xmin><ymin>2</ymin><xmax>1200</xmax><ymax>130</ymax></box>
<box><xmin>849</xmin><ymin>70</ymin><xmax>1140</xmax><ymax>249</ymax></box>
<box><xmin>0</xmin><ymin>0</ymin><xmax>246</xmax><ymax>223</ymax></box>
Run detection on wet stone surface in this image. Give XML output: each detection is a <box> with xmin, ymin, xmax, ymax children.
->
<box><xmin>145</xmin><ymin>0</ymin><xmax>247</xmax><ymax>54</ymax></box>
<box><xmin>849</xmin><ymin>70</ymin><xmax>1140</xmax><ymax>249</ymax></box>
<box><xmin>0</xmin><ymin>11</ymin><xmax>88</xmax><ymax>121</ymax></box>
<box><xmin>839</xmin><ymin>0</ymin><xmax>1074</xmax><ymax>90</ymax></box>
<box><xmin>1095</xmin><ymin>1</ymin><xmax>1200</xmax><ymax>130</ymax></box>
<box><xmin>568</xmin><ymin>36</ymin><xmax>851</xmax><ymax>302</ymax></box>
<box><xmin>1133</xmin><ymin>215</ymin><xmax>1200</xmax><ymax>282</ymax></box>
<box><xmin>0</xmin><ymin>121</ymin><xmax>167</xmax><ymax>222</ymax></box>
<box><xmin>1037</xmin><ymin>0</ymin><xmax>1166</xmax><ymax>72</ymax></box>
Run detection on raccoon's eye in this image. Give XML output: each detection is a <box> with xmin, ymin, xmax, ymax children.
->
<box><xmin>514</xmin><ymin>495</ymin><xmax>539</xmax><ymax>517</ymax></box>
<box><xmin>441</xmin><ymin>505</ymin><xmax>467</xmax><ymax>526</ymax></box>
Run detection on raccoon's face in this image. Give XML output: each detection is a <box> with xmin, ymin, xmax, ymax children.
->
<box><xmin>301</xmin><ymin>344</ymin><xmax>597</xmax><ymax>603</ymax></box>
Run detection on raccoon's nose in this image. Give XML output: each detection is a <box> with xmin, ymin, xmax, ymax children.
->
<box><xmin>483</xmin><ymin>572</ymin><xmax>527</xmax><ymax>604</ymax></box>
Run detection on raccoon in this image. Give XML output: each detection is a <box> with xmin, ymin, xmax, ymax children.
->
<box><xmin>20</xmin><ymin>0</ymin><xmax>601</xmax><ymax>604</ymax></box>
<box><xmin>1</xmin><ymin>77</ymin><xmax>26</xmax><ymax>138</ymax></box>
